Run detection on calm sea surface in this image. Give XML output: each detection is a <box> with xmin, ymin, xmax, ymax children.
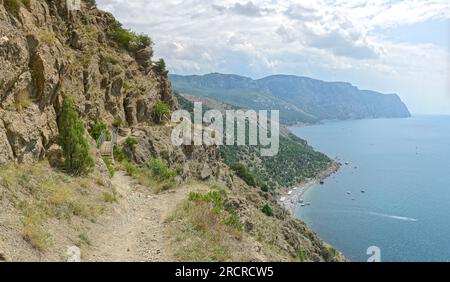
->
<box><xmin>291</xmin><ymin>116</ymin><xmax>450</xmax><ymax>262</ymax></box>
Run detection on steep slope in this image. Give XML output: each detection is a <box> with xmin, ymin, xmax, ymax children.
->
<box><xmin>170</xmin><ymin>73</ymin><xmax>411</xmax><ymax>125</ymax></box>
<box><xmin>177</xmin><ymin>93</ymin><xmax>334</xmax><ymax>190</ymax></box>
<box><xmin>0</xmin><ymin>0</ymin><xmax>345</xmax><ymax>262</ymax></box>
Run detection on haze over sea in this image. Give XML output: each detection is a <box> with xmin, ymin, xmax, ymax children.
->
<box><xmin>291</xmin><ymin>116</ymin><xmax>450</xmax><ymax>262</ymax></box>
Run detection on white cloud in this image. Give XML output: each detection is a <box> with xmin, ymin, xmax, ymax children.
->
<box><xmin>97</xmin><ymin>0</ymin><xmax>450</xmax><ymax>114</ymax></box>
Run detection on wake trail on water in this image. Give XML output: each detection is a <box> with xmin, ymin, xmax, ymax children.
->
<box><xmin>309</xmin><ymin>209</ymin><xmax>418</xmax><ymax>222</ymax></box>
<box><xmin>366</xmin><ymin>212</ymin><xmax>418</xmax><ymax>222</ymax></box>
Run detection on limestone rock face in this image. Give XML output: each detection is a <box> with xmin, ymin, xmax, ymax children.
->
<box><xmin>0</xmin><ymin>0</ymin><xmax>177</xmax><ymax>164</ymax></box>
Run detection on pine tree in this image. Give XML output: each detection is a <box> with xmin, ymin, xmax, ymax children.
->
<box><xmin>58</xmin><ymin>98</ymin><xmax>94</xmax><ymax>175</ymax></box>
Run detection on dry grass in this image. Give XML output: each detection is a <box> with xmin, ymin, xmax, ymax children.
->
<box><xmin>14</xmin><ymin>90</ymin><xmax>32</xmax><ymax>111</ymax></box>
<box><xmin>167</xmin><ymin>191</ymin><xmax>252</xmax><ymax>262</ymax></box>
<box><xmin>0</xmin><ymin>162</ymin><xmax>112</xmax><ymax>251</ymax></box>
<box><xmin>121</xmin><ymin>161</ymin><xmax>176</xmax><ymax>194</ymax></box>
<box><xmin>38</xmin><ymin>31</ymin><xmax>57</xmax><ymax>45</ymax></box>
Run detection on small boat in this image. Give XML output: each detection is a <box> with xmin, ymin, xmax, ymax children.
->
<box><xmin>301</xmin><ymin>204</ymin><xmax>305</xmax><ymax>207</ymax></box>
<box><xmin>361</xmin><ymin>190</ymin><xmax>366</xmax><ymax>194</ymax></box>
<box><xmin>345</xmin><ymin>162</ymin><xmax>350</xmax><ymax>165</ymax></box>
<box><xmin>347</xmin><ymin>191</ymin><xmax>352</xmax><ymax>195</ymax></box>
<box><xmin>298</xmin><ymin>198</ymin><xmax>304</xmax><ymax>203</ymax></box>
<box><xmin>306</xmin><ymin>202</ymin><xmax>311</xmax><ymax>206</ymax></box>
<box><xmin>352</xmin><ymin>198</ymin><xmax>356</xmax><ymax>201</ymax></box>
<box><xmin>320</xmin><ymin>181</ymin><xmax>325</xmax><ymax>185</ymax></box>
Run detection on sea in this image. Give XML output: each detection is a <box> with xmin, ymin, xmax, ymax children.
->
<box><xmin>290</xmin><ymin>115</ymin><xmax>450</xmax><ymax>262</ymax></box>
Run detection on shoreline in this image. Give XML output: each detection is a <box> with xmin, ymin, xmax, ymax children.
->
<box><xmin>279</xmin><ymin>161</ymin><xmax>341</xmax><ymax>215</ymax></box>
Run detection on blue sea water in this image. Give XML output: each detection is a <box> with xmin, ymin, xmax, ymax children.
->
<box><xmin>290</xmin><ymin>116</ymin><xmax>450</xmax><ymax>262</ymax></box>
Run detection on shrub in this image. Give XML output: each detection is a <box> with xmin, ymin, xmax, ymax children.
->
<box><xmin>123</xmin><ymin>161</ymin><xmax>138</xmax><ymax>176</ymax></box>
<box><xmin>152</xmin><ymin>100</ymin><xmax>171</xmax><ymax>124</ymax></box>
<box><xmin>57</xmin><ymin>98</ymin><xmax>94</xmax><ymax>175</ymax></box>
<box><xmin>260</xmin><ymin>183</ymin><xmax>270</xmax><ymax>193</ymax></box>
<box><xmin>22</xmin><ymin>211</ymin><xmax>52</xmax><ymax>251</ymax></box>
<box><xmin>78</xmin><ymin>232</ymin><xmax>91</xmax><ymax>246</ymax></box>
<box><xmin>90</xmin><ymin>119</ymin><xmax>111</xmax><ymax>141</ymax></box>
<box><xmin>112</xmin><ymin>116</ymin><xmax>125</xmax><ymax>128</ymax></box>
<box><xmin>125</xmin><ymin>137</ymin><xmax>138</xmax><ymax>147</ymax></box>
<box><xmin>261</xmin><ymin>204</ymin><xmax>273</xmax><ymax>217</ymax></box>
<box><xmin>230</xmin><ymin>163</ymin><xmax>257</xmax><ymax>187</ymax></box>
<box><xmin>113</xmin><ymin>146</ymin><xmax>126</xmax><ymax>162</ymax></box>
<box><xmin>154</xmin><ymin>58</ymin><xmax>166</xmax><ymax>73</ymax></box>
<box><xmin>103</xmin><ymin>191</ymin><xmax>116</xmax><ymax>203</ymax></box>
<box><xmin>38</xmin><ymin>31</ymin><xmax>57</xmax><ymax>45</ymax></box>
<box><xmin>102</xmin><ymin>157</ymin><xmax>115</xmax><ymax>177</ymax></box>
<box><xmin>4</xmin><ymin>0</ymin><xmax>20</xmax><ymax>18</ymax></box>
<box><xmin>188</xmin><ymin>190</ymin><xmax>242</xmax><ymax>229</ymax></box>
<box><xmin>147</xmin><ymin>158</ymin><xmax>176</xmax><ymax>181</ymax></box>
<box><xmin>109</xmin><ymin>21</ymin><xmax>153</xmax><ymax>53</ymax></box>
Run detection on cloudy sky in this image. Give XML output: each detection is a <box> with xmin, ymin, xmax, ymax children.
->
<box><xmin>97</xmin><ymin>0</ymin><xmax>450</xmax><ymax>114</ymax></box>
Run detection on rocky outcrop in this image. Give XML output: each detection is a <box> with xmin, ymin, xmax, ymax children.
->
<box><xmin>0</xmin><ymin>0</ymin><xmax>177</xmax><ymax>164</ymax></box>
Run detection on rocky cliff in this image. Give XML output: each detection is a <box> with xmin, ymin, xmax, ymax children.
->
<box><xmin>0</xmin><ymin>0</ymin><xmax>177</xmax><ymax>164</ymax></box>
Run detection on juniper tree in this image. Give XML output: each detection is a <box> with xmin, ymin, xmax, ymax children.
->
<box><xmin>58</xmin><ymin>98</ymin><xmax>94</xmax><ymax>175</ymax></box>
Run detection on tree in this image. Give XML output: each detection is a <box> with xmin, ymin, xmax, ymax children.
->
<box><xmin>58</xmin><ymin>98</ymin><xmax>94</xmax><ymax>175</ymax></box>
<box><xmin>155</xmin><ymin>58</ymin><xmax>166</xmax><ymax>73</ymax></box>
<box><xmin>152</xmin><ymin>100</ymin><xmax>171</xmax><ymax>124</ymax></box>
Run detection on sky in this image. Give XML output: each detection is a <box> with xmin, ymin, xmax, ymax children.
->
<box><xmin>97</xmin><ymin>0</ymin><xmax>450</xmax><ymax>114</ymax></box>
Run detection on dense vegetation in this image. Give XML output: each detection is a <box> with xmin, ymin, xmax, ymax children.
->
<box><xmin>109</xmin><ymin>20</ymin><xmax>153</xmax><ymax>53</ymax></box>
<box><xmin>175</xmin><ymin>93</ymin><xmax>332</xmax><ymax>190</ymax></box>
<box><xmin>220</xmin><ymin>136</ymin><xmax>331</xmax><ymax>190</ymax></box>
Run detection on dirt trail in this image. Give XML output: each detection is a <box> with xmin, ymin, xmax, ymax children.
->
<box><xmin>83</xmin><ymin>171</ymin><xmax>194</xmax><ymax>262</ymax></box>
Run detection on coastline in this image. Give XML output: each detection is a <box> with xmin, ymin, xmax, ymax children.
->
<box><xmin>279</xmin><ymin>161</ymin><xmax>341</xmax><ymax>215</ymax></box>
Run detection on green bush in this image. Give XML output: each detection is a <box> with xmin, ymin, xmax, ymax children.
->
<box><xmin>90</xmin><ymin>119</ymin><xmax>111</xmax><ymax>141</ymax></box>
<box><xmin>147</xmin><ymin>158</ymin><xmax>176</xmax><ymax>181</ymax></box>
<box><xmin>109</xmin><ymin>21</ymin><xmax>152</xmax><ymax>53</ymax></box>
<box><xmin>125</xmin><ymin>137</ymin><xmax>138</xmax><ymax>147</ymax></box>
<box><xmin>152</xmin><ymin>100</ymin><xmax>171</xmax><ymax>124</ymax></box>
<box><xmin>154</xmin><ymin>58</ymin><xmax>166</xmax><ymax>73</ymax></box>
<box><xmin>102</xmin><ymin>157</ymin><xmax>115</xmax><ymax>177</ymax></box>
<box><xmin>57</xmin><ymin>98</ymin><xmax>94</xmax><ymax>175</ymax></box>
<box><xmin>261</xmin><ymin>204</ymin><xmax>273</xmax><ymax>217</ymax></box>
<box><xmin>4</xmin><ymin>0</ymin><xmax>21</xmax><ymax>18</ymax></box>
<box><xmin>123</xmin><ymin>161</ymin><xmax>138</xmax><ymax>176</ymax></box>
<box><xmin>112</xmin><ymin>116</ymin><xmax>125</xmax><ymax>128</ymax></box>
<box><xmin>188</xmin><ymin>190</ymin><xmax>242</xmax><ymax>229</ymax></box>
<box><xmin>113</xmin><ymin>146</ymin><xmax>126</xmax><ymax>162</ymax></box>
<box><xmin>230</xmin><ymin>163</ymin><xmax>257</xmax><ymax>187</ymax></box>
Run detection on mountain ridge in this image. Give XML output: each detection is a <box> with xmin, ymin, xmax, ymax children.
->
<box><xmin>170</xmin><ymin>72</ymin><xmax>411</xmax><ymax>125</ymax></box>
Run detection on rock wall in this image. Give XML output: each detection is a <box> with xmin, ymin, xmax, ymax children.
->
<box><xmin>0</xmin><ymin>0</ymin><xmax>177</xmax><ymax>164</ymax></box>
